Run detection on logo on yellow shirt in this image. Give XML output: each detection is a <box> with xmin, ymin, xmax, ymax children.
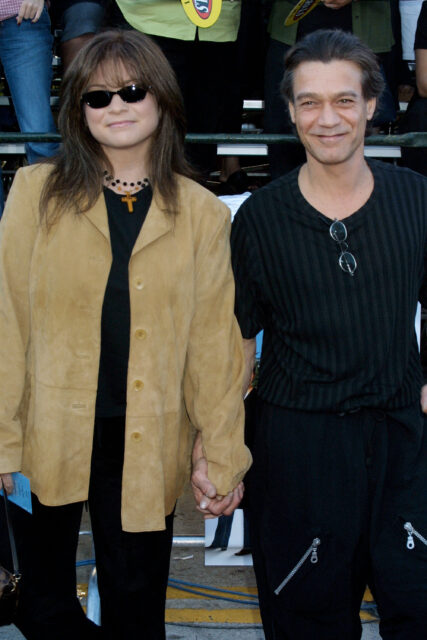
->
<box><xmin>181</xmin><ymin>0</ymin><xmax>222</xmax><ymax>28</ymax></box>
<box><xmin>285</xmin><ymin>0</ymin><xmax>321</xmax><ymax>26</ymax></box>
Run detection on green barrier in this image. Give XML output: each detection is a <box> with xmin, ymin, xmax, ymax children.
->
<box><xmin>186</xmin><ymin>132</ymin><xmax>427</xmax><ymax>147</ymax></box>
<box><xmin>0</xmin><ymin>132</ymin><xmax>426</xmax><ymax>147</ymax></box>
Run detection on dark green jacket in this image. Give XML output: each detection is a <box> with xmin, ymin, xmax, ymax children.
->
<box><xmin>268</xmin><ymin>0</ymin><xmax>394</xmax><ymax>53</ymax></box>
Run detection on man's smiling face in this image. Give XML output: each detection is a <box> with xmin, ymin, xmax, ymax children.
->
<box><xmin>288</xmin><ymin>59</ymin><xmax>376</xmax><ymax>167</ymax></box>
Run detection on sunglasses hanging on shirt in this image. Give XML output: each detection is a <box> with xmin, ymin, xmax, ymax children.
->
<box><xmin>329</xmin><ymin>219</ymin><xmax>357</xmax><ymax>276</ymax></box>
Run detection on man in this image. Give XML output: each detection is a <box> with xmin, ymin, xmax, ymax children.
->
<box><xmin>230</xmin><ymin>29</ymin><xmax>427</xmax><ymax>640</ymax></box>
<box><xmin>264</xmin><ymin>0</ymin><xmax>396</xmax><ymax>177</ymax></box>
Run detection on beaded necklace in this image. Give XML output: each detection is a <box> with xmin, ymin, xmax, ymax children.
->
<box><xmin>103</xmin><ymin>171</ymin><xmax>150</xmax><ymax>213</ymax></box>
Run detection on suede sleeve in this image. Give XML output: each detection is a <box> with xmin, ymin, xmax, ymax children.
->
<box><xmin>0</xmin><ymin>167</ymin><xmax>40</xmax><ymax>473</ymax></box>
<box><xmin>183</xmin><ymin>198</ymin><xmax>252</xmax><ymax>496</ymax></box>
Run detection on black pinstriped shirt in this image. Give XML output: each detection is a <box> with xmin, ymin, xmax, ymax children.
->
<box><xmin>231</xmin><ymin>160</ymin><xmax>427</xmax><ymax>412</ymax></box>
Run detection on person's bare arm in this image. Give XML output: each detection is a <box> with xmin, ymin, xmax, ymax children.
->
<box><xmin>322</xmin><ymin>0</ymin><xmax>353</xmax><ymax>10</ymax></box>
<box><xmin>416</xmin><ymin>48</ymin><xmax>427</xmax><ymax>98</ymax></box>
<box><xmin>242</xmin><ymin>338</ymin><xmax>256</xmax><ymax>396</ymax></box>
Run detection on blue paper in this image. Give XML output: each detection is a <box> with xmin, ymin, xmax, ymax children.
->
<box><xmin>0</xmin><ymin>472</ymin><xmax>32</xmax><ymax>513</ymax></box>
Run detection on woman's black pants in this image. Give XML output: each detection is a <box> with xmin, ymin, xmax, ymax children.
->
<box><xmin>4</xmin><ymin>416</ymin><xmax>174</xmax><ymax>640</ymax></box>
<box><xmin>248</xmin><ymin>399</ymin><xmax>427</xmax><ymax>640</ymax></box>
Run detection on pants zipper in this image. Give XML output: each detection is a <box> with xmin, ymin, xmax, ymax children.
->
<box><xmin>404</xmin><ymin>522</ymin><xmax>427</xmax><ymax>550</ymax></box>
<box><xmin>274</xmin><ymin>537</ymin><xmax>321</xmax><ymax>595</ymax></box>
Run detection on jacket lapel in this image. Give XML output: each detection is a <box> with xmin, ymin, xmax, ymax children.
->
<box><xmin>132</xmin><ymin>194</ymin><xmax>173</xmax><ymax>256</ymax></box>
<box><xmin>82</xmin><ymin>193</ymin><xmax>110</xmax><ymax>241</ymax></box>
<box><xmin>82</xmin><ymin>191</ymin><xmax>173</xmax><ymax>253</ymax></box>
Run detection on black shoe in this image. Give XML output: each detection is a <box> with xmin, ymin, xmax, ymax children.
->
<box><xmin>234</xmin><ymin>547</ymin><xmax>251</xmax><ymax>556</ymax></box>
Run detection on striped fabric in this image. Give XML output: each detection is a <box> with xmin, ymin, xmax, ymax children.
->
<box><xmin>231</xmin><ymin>159</ymin><xmax>427</xmax><ymax>412</ymax></box>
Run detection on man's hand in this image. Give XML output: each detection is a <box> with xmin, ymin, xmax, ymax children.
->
<box><xmin>17</xmin><ymin>0</ymin><xmax>44</xmax><ymax>24</ymax></box>
<box><xmin>0</xmin><ymin>473</ymin><xmax>14</xmax><ymax>495</ymax></box>
<box><xmin>322</xmin><ymin>0</ymin><xmax>353</xmax><ymax>9</ymax></box>
<box><xmin>191</xmin><ymin>433</ymin><xmax>244</xmax><ymax>518</ymax></box>
<box><xmin>421</xmin><ymin>384</ymin><xmax>427</xmax><ymax>413</ymax></box>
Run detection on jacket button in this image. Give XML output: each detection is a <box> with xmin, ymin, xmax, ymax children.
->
<box><xmin>135</xmin><ymin>329</ymin><xmax>147</xmax><ymax>340</ymax></box>
<box><xmin>131</xmin><ymin>432</ymin><xmax>142</xmax><ymax>442</ymax></box>
<box><xmin>133</xmin><ymin>380</ymin><xmax>144</xmax><ymax>391</ymax></box>
<box><xmin>135</xmin><ymin>278</ymin><xmax>144</xmax><ymax>290</ymax></box>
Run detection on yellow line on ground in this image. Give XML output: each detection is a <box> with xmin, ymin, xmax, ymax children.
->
<box><xmin>166</xmin><ymin>586</ymin><xmax>258</xmax><ymax>600</ymax></box>
<box><xmin>166</xmin><ymin>609</ymin><xmax>262</xmax><ymax>623</ymax></box>
<box><xmin>166</xmin><ymin>608</ymin><xmax>378</xmax><ymax>625</ymax></box>
<box><xmin>167</xmin><ymin>585</ymin><xmax>374</xmax><ymax>603</ymax></box>
<box><xmin>78</xmin><ymin>582</ymin><xmax>377</xmax><ymax>625</ymax></box>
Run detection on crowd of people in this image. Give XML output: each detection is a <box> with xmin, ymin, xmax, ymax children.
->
<box><xmin>0</xmin><ymin>0</ymin><xmax>426</xmax><ymax>205</ymax></box>
<box><xmin>0</xmin><ymin>2</ymin><xmax>426</xmax><ymax>640</ymax></box>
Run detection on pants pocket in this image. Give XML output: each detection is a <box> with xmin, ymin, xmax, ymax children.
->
<box><xmin>373</xmin><ymin>514</ymin><xmax>427</xmax><ymax>618</ymax></box>
<box><xmin>402</xmin><ymin>518</ymin><xmax>427</xmax><ymax>551</ymax></box>
<box><xmin>274</xmin><ymin>536</ymin><xmax>321</xmax><ymax>595</ymax></box>
<box><xmin>263</xmin><ymin>519</ymin><xmax>350</xmax><ymax>614</ymax></box>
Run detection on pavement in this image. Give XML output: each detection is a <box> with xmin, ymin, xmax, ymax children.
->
<box><xmin>0</xmin><ymin>486</ymin><xmax>381</xmax><ymax>640</ymax></box>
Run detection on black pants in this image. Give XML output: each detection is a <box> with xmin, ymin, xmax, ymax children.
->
<box><xmin>249</xmin><ymin>399</ymin><xmax>427</xmax><ymax>640</ymax></box>
<box><xmin>5</xmin><ymin>416</ymin><xmax>174</xmax><ymax>640</ymax></box>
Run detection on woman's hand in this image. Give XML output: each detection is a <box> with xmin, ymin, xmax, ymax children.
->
<box><xmin>0</xmin><ymin>473</ymin><xmax>14</xmax><ymax>495</ymax></box>
<box><xmin>17</xmin><ymin>0</ymin><xmax>44</xmax><ymax>24</ymax></box>
<box><xmin>191</xmin><ymin>433</ymin><xmax>244</xmax><ymax>518</ymax></box>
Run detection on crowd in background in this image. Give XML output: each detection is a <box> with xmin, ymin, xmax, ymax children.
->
<box><xmin>0</xmin><ymin>0</ymin><xmax>426</xmax><ymax>209</ymax></box>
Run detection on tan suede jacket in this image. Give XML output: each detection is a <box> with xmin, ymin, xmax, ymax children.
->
<box><xmin>0</xmin><ymin>165</ymin><xmax>251</xmax><ymax>532</ymax></box>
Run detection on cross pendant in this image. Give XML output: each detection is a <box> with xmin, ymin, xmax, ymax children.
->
<box><xmin>122</xmin><ymin>191</ymin><xmax>137</xmax><ymax>213</ymax></box>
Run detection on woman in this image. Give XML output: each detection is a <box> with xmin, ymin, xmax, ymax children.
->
<box><xmin>0</xmin><ymin>30</ymin><xmax>251</xmax><ymax>640</ymax></box>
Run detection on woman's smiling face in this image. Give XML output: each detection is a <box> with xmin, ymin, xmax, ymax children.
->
<box><xmin>83</xmin><ymin>60</ymin><xmax>160</xmax><ymax>161</ymax></box>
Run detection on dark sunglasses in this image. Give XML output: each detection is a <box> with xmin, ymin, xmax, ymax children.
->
<box><xmin>81</xmin><ymin>84</ymin><xmax>150</xmax><ymax>109</ymax></box>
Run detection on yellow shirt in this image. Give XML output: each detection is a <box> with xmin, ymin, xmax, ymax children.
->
<box><xmin>116</xmin><ymin>0</ymin><xmax>241</xmax><ymax>42</ymax></box>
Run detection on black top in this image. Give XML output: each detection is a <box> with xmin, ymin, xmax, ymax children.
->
<box><xmin>415</xmin><ymin>1</ymin><xmax>427</xmax><ymax>50</ymax></box>
<box><xmin>231</xmin><ymin>160</ymin><xmax>427</xmax><ymax>412</ymax></box>
<box><xmin>95</xmin><ymin>185</ymin><xmax>152</xmax><ymax>417</ymax></box>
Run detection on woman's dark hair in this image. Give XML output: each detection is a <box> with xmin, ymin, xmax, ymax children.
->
<box><xmin>281</xmin><ymin>29</ymin><xmax>385</xmax><ymax>104</ymax></box>
<box><xmin>40</xmin><ymin>29</ymin><xmax>195</xmax><ymax>223</ymax></box>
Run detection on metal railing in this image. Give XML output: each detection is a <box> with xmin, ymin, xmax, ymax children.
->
<box><xmin>0</xmin><ymin>131</ymin><xmax>426</xmax><ymax>146</ymax></box>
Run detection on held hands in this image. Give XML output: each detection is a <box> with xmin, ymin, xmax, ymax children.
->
<box><xmin>17</xmin><ymin>0</ymin><xmax>44</xmax><ymax>24</ymax></box>
<box><xmin>191</xmin><ymin>433</ymin><xmax>244</xmax><ymax>519</ymax></box>
<box><xmin>0</xmin><ymin>473</ymin><xmax>14</xmax><ymax>495</ymax></box>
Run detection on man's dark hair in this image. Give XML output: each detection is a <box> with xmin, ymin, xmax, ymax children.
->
<box><xmin>281</xmin><ymin>29</ymin><xmax>385</xmax><ymax>104</ymax></box>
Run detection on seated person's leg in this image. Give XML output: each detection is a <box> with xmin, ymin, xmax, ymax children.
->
<box><xmin>0</xmin><ymin>9</ymin><xmax>59</xmax><ymax>163</ymax></box>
